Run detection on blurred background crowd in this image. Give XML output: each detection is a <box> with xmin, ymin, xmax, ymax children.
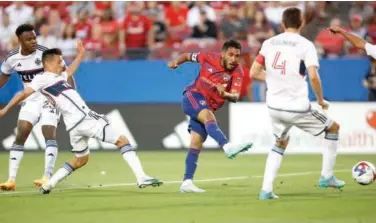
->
<box><xmin>1</xmin><ymin>1</ymin><xmax>376</xmax><ymax>64</ymax></box>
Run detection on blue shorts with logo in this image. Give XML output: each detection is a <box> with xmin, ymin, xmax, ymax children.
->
<box><xmin>181</xmin><ymin>91</ymin><xmax>210</xmax><ymax>140</ymax></box>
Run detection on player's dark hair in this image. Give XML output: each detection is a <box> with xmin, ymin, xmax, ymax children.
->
<box><xmin>42</xmin><ymin>48</ymin><xmax>62</xmax><ymax>64</ymax></box>
<box><xmin>15</xmin><ymin>24</ymin><xmax>35</xmax><ymax>37</ymax></box>
<box><xmin>282</xmin><ymin>7</ymin><xmax>302</xmax><ymax>29</ymax></box>
<box><xmin>222</xmin><ymin>40</ymin><xmax>242</xmax><ymax>51</ymax></box>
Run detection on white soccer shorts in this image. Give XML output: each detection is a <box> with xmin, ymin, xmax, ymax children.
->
<box><xmin>268</xmin><ymin>104</ymin><xmax>333</xmax><ymax>140</ymax></box>
<box><xmin>69</xmin><ymin>114</ymin><xmax>121</xmax><ymax>157</ymax></box>
<box><xmin>18</xmin><ymin>98</ymin><xmax>59</xmax><ymax>127</ymax></box>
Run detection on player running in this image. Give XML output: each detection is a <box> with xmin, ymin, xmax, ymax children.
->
<box><xmin>0</xmin><ymin>48</ymin><xmax>163</xmax><ymax>194</ymax></box>
<box><xmin>0</xmin><ymin>24</ymin><xmax>84</xmax><ymax>191</ymax></box>
<box><xmin>328</xmin><ymin>26</ymin><xmax>376</xmax><ymax>59</ymax></box>
<box><xmin>250</xmin><ymin>7</ymin><xmax>345</xmax><ymax>200</ymax></box>
<box><xmin>168</xmin><ymin>40</ymin><xmax>253</xmax><ymax>193</ymax></box>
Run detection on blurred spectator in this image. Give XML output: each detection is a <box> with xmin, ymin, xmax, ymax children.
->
<box><xmin>164</xmin><ymin>2</ymin><xmax>189</xmax><ymax>43</ymax></box>
<box><xmin>301</xmin><ymin>2</ymin><xmax>337</xmax><ymax>41</ymax></box>
<box><xmin>37</xmin><ymin>23</ymin><xmax>58</xmax><ymax>48</ymax></box>
<box><xmin>243</xmin><ymin>2</ymin><xmax>257</xmax><ymax>25</ymax></box>
<box><xmin>113</xmin><ymin>1</ymin><xmax>127</xmax><ymax>21</ymax></box>
<box><xmin>122</xmin><ymin>2</ymin><xmax>154</xmax><ymax>60</ymax></box>
<box><xmin>345</xmin><ymin>14</ymin><xmax>367</xmax><ymax>56</ymax></box>
<box><xmin>95</xmin><ymin>2</ymin><xmax>112</xmax><ymax>17</ymax></box>
<box><xmin>48</xmin><ymin>10</ymin><xmax>65</xmax><ymax>38</ymax></box>
<box><xmin>363</xmin><ymin>58</ymin><xmax>376</xmax><ymax>101</ymax></box>
<box><xmin>100</xmin><ymin>7</ymin><xmax>120</xmax><ymax>60</ymax></box>
<box><xmin>239</xmin><ymin>66</ymin><xmax>253</xmax><ymax>102</ymax></box>
<box><xmin>219</xmin><ymin>3</ymin><xmax>247</xmax><ymax>40</ymax></box>
<box><xmin>210</xmin><ymin>1</ymin><xmax>230</xmax><ymax>20</ymax></box>
<box><xmin>69</xmin><ymin>2</ymin><xmax>96</xmax><ymax>20</ymax></box>
<box><xmin>148</xmin><ymin>8</ymin><xmax>167</xmax><ymax>43</ymax></box>
<box><xmin>367</xmin><ymin>15</ymin><xmax>376</xmax><ymax>44</ymax></box>
<box><xmin>74</xmin><ymin>8</ymin><xmax>92</xmax><ymax>40</ymax></box>
<box><xmin>315</xmin><ymin>18</ymin><xmax>345</xmax><ymax>58</ymax></box>
<box><xmin>146</xmin><ymin>2</ymin><xmax>164</xmax><ymax>21</ymax></box>
<box><xmin>0</xmin><ymin>13</ymin><xmax>16</xmax><ymax>51</ymax></box>
<box><xmin>349</xmin><ymin>2</ymin><xmax>374</xmax><ymax>23</ymax></box>
<box><xmin>263</xmin><ymin>2</ymin><xmax>285</xmax><ymax>32</ymax></box>
<box><xmin>58</xmin><ymin>24</ymin><xmax>78</xmax><ymax>61</ymax></box>
<box><xmin>191</xmin><ymin>10</ymin><xmax>217</xmax><ymax>39</ymax></box>
<box><xmin>187</xmin><ymin>2</ymin><xmax>216</xmax><ymax>28</ymax></box>
<box><xmin>247</xmin><ymin>10</ymin><xmax>274</xmax><ymax>47</ymax></box>
<box><xmin>30</xmin><ymin>6</ymin><xmax>47</xmax><ymax>35</ymax></box>
<box><xmin>5</xmin><ymin>1</ymin><xmax>33</xmax><ymax>27</ymax></box>
<box><xmin>83</xmin><ymin>24</ymin><xmax>102</xmax><ymax>60</ymax></box>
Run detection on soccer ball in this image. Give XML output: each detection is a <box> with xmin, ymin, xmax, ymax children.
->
<box><xmin>352</xmin><ymin>161</ymin><xmax>376</xmax><ymax>185</ymax></box>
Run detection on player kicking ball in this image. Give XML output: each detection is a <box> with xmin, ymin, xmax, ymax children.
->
<box><xmin>168</xmin><ymin>40</ymin><xmax>253</xmax><ymax>193</ymax></box>
<box><xmin>0</xmin><ymin>24</ymin><xmax>83</xmax><ymax>191</ymax></box>
<box><xmin>0</xmin><ymin>49</ymin><xmax>162</xmax><ymax>194</ymax></box>
<box><xmin>250</xmin><ymin>7</ymin><xmax>344</xmax><ymax>200</ymax></box>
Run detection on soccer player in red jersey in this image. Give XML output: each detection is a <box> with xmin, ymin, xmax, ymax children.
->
<box><xmin>168</xmin><ymin>40</ymin><xmax>253</xmax><ymax>193</ymax></box>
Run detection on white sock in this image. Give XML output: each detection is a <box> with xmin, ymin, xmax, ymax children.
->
<box><xmin>261</xmin><ymin>145</ymin><xmax>285</xmax><ymax>192</ymax></box>
<box><xmin>45</xmin><ymin>140</ymin><xmax>58</xmax><ymax>178</ymax></box>
<box><xmin>223</xmin><ymin>143</ymin><xmax>232</xmax><ymax>153</ymax></box>
<box><xmin>321</xmin><ymin>133</ymin><xmax>339</xmax><ymax>179</ymax></box>
<box><xmin>120</xmin><ymin>144</ymin><xmax>146</xmax><ymax>181</ymax></box>
<box><xmin>9</xmin><ymin>145</ymin><xmax>24</xmax><ymax>181</ymax></box>
<box><xmin>48</xmin><ymin>162</ymin><xmax>75</xmax><ymax>187</ymax></box>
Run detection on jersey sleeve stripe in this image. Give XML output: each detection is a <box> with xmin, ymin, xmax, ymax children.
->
<box><xmin>4</xmin><ymin>49</ymin><xmax>19</xmax><ymax>62</ymax></box>
<box><xmin>37</xmin><ymin>44</ymin><xmax>49</xmax><ymax>51</ymax></box>
<box><xmin>255</xmin><ymin>54</ymin><xmax>265</xmax><ymax>66</ymax></box>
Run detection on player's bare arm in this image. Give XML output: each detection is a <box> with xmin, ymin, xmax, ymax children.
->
<box><xmin>168</xmin><ymin>53</ymin><xmax>194</xmax><ymax>69</ymax></box>
<box><xmin>216</xmin><ymin>84</ymin><xmax>239</xmax><ymax>102</ymax></box>
<box><xmin>250</xmin><ymin>60</ymin><xmax>266</xmax><ymax>81</ymax></box>
<box><xmin>0</xmin><ymin>73</ymin><xmax>11</xmax><ymax>88</ymax></box>
<box><xmin>328</xmin><ymin>26</ymin><xmax>366</xmax><ymax>51</ymax></box>
<box><xmin>0</xmin><ymin>87</ymin><xmax>35</xmax><ymax>117</ymax></box>
<box><xmin>66</xmin><ymin>40</ymin><xmax>85</xmax><ymax>88</ymax></box>
<box><xmin>307</xmin><ymin>66</ymin><xmax>328</xmax><ymax>109</ymax></box>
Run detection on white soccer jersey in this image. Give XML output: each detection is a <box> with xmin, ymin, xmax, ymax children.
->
<box><xmin>29</xmin><ymin>72</ymin><xmax>96</xmax><ymax>131</ymax></box>
<box><xmin>257</xmin><ymin>32</ymin><xmax>319</xmax><ymax>112</ymax></box>
<box><xmin>365</xmin><ymin>42</ymin><xmax>376</xmax><ymax>59</ymax></box>
<box><xmin>1</xmin><ymin>45</ymin><xmax>48</xmax><ymax>101</ymax></box>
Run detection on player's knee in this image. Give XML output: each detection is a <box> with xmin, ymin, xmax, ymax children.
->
<box><xmin>190</xmin><ymin>131</ymin><xmax>205</xmax><ymax>149</ymax></box>
<box><xmin>72</xmin><ymin>155</ymin><xmax>89</xmax><ymax>169</ymax></box>
<box><xmin>327</xmin><ymin>122</ymin><xmax>340</xmax><ymax>134</ymax></box>
<box><xmin>115</xmin><ymin>135</ymin><xmax>130</xmax><ymax>148</ymax></box>
<box><xmin>197</xmin><ymin>109</ymin><xmax>215</xmax><ymax>123</ymax></box>
<box><xmin>42</xmin><ymin>125</ymin><xmax>57</xmax><ymax>140</ymax></box>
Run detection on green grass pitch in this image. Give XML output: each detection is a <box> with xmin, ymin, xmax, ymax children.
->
<box><xmin>0</xmin><ymin>151</ymin><xmax>375</xmax><ymax>223</ymax></box>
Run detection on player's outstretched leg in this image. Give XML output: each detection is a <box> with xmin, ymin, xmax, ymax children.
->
<box><xmin>40</xmin><ymin>153</ymin><xmax>89</xmax><ymax>194</ymax></box>
<box><xmin>197</xmin><ymin>109</ymin><xmax>252</xmax><ymax>159</ymax></box>
<box><xmin>117</xmin><ymin>135</ymin><xmax>163</xmax><ymax>188</ymax></box>
<box><xmin>259</xmin><ymin>138</ymin><xmax>288</xmax><ymax>200</ymax></box>
<box><xmin>34</xmin><ymin>125</ymin><xmax>59</xmax><ymax>188</ymax></box>
<box><xmin>0</xmin><ymin>120</ymin><xmax>33</xmax><ymax>191</ymax></box>
<box><xmin>180</xmin><ymin>130</ymin><xmax>206</xmax><ymax>193</ymax></box>
<box><xmin>318</xmin><ymin>122</ymin><xmax>345</xmax><ymax>189</ymax></box>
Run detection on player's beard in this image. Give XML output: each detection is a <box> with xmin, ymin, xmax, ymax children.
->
<box><xmin>223</xmin><ymin>58</ymin><xmax>236</xmax><ymax>72</ymax></box>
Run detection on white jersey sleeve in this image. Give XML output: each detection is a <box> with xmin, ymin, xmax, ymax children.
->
<box><xmin>304</xmin><ymin>42</ymin><xmax>319</xmax><ymax>68</ymax></box>
<box><xmin>61</xmin><ymin>71</ymin><xmax>69</xmax><ymax>81</ymax></box>
<box><xmin>365</xmin><ymin>43</ymin><xmax>376</xmax><ymax>59</ymax></box>
<box><xmin>29</xmin><ymin>75</ymin><xmax>49</xmax><ymax>92</ymax></box>
<box><xmin>1</xmin><ymin>59</ymin><xmax>13</xmax><ymax>75</ymax></box>
<box><xmin>259</xmin><ymin>41</ymin><xmax>268</xmax><ymax>56</ymax></box>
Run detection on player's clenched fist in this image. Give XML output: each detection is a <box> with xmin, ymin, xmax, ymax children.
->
<box><xmin>168</xmin><ymin>61</ymin><xmax>178</xmax><ymax>69</ymax></box>
<box><xmin>215</xmin><ymin>84</ymin><xmax>226</xmax><ymax>97</ymax></box>
<box><xmin>318</xmin><ymin>99</ymin><xmax>330</xmax><ymax>110</ymax></box>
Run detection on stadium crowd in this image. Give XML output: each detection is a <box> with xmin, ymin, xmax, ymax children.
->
<box><xmin>0</xmin><ymin>1</ymin><xmax>376</xmax><ymax>63</ymax></box>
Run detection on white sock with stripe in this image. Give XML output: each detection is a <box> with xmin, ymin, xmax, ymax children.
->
<box><xmin>261</xmin><ymin>145</ymin><xmax>285</xmax><ymax>192</ymax></box>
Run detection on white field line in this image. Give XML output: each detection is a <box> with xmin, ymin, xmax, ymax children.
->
<box><xmin>0</xmin><ymin>169</ymin><xmax>349</xmax><ymax>196</ymax></box>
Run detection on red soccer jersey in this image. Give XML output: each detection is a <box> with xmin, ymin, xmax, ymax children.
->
<box><xmin>185</xmin><ymin>52</ymin><xmax>244</xmax><ymax>111</ymax></box>
<box><xmin>123</xmin><ymin>15</ymin><xmax>152</xmax><ymax>48</ymax></box>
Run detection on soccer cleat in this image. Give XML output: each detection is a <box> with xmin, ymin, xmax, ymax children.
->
<box><xmin>33</xmin><ymin>176</ymin><xmax>49</xmax><ymax>188</ymax></box>
<box><xmin>318</xmin><ymin>176</ymin><xmax>345</xmax><ymax>188</ymax></box>
<box><xmin>0</xmin><ymin>180</ymin><xmax>16</xmax><ymax>191</ymax></box>
<box><xmin>180</xmin><ymin>179</ymin><xmax>206</xmax><ymax>193</ymax></box>
<box><xmin>40</xmin><ymin>183</ymin><xmax>53</xmax><ymax>194</ymax></box>
<box><xmin>259</xmin><ymin>190</ymin><xmax>279</xmax><ymax>200</ymax></box>
<box><xmin>225</xmin><ymin>142</ymin><xmax>253</xmax><ymax>159</ymax></box>
<box><xmin>137</xmin><ymin>176</ymin><xmax>163</xmax><ymax>189</ymax></box>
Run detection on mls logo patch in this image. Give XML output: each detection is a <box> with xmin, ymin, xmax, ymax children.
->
<box><xmin>35</xmin><ymin>58</ymin><xmax>42</xmax><ymax>66</ymax></box>
<box><xmin>199</xmin><ymin>100</ymin><xmax>207</xmax><ymax>106</ymax></box>
<box><xmin>223</xmin><ymin>74</ymin><xmax>231</xmax><ymax>81</ymax></box>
